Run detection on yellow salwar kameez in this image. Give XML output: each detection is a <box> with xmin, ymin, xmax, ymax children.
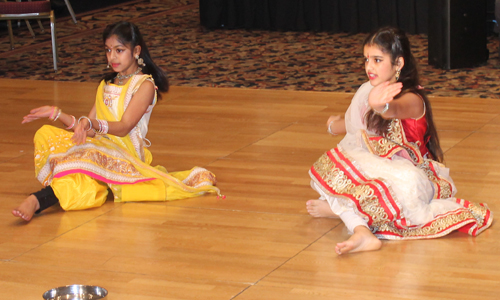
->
<box><xmin>33</xmin><ymin>75</ymin><xmax>219</xmax><ymax>211</ymax></box>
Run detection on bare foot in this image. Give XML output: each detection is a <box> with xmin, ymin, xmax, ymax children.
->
<box><xmin>306</xmin><ymin>199</ymin><xmax>338</xmax><ymax>218</ymax></box>
<box><xmin>12</xmin><ymin>195</ymin><xmax>40</xmax><ymax>222</ymax></box>
<box><xmin>335</xmin><ymin>225</ymin><xmax>382</xmax><ymax>255</ymax></box>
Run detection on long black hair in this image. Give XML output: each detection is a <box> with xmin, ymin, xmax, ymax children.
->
<box><xmin>363</xmin><ymin>27</ymin><xmax>443</xmax><ymax>162</ymax></box>
<box><xmin>101</xmin><ymin>21</ymin><xmax>169</xmax><ymax>99</ymax></box>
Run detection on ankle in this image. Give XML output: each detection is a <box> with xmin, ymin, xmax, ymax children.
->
<box><xmin>28</xmin><ymin>194</ymin><xmax>41</xmax><ymax>212</ymax></box>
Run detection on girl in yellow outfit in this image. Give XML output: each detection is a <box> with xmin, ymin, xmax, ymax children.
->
<box><xmin>13</xmin><ymin>21</ymin><xmax>219</xmax><ymax>222</ymax></box>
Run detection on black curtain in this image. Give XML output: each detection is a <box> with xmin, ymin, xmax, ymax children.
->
<box><xmin>199</xmin><ymin>0</ymin><xmax>429</xmax><ymax>34</ymax></box>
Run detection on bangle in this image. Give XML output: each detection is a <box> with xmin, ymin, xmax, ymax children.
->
<box><xmin>66</xmin><ymin>115</ymin><xmax>76</xmax><ymax>130</ymax></box>
<box><xmin>93</xmin><ymin>119</ymin><xmax>109</xmax><ymax>135</ymax></box>
<box><xmin>78</xmin><ymin>116</ymin><xmax>93</xmax><ymax>132</ymax></box>
<box><xmin>102</xmin><ymin>120</ymin><xmax>109</xmax><ymax>134</ymax></box>
<box><xmin>53</xmin><ymin>109</ymin><xmax>62</xmax><ymax>122</ymax></box>
<box><xmin>374</xmin><ymin>103</ymin><xmax>389</xmax><ymax>115</ymax></box>
<box><xmin>327</xmin><ymin>120</ymin><xmax>338</xmax><ymax>136</ymax></box>
<box><xmin>48</xmin><ymin>106</ymin><xmax>58</xmax><ymax>121</ymax></box>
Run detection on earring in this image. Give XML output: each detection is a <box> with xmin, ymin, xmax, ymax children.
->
<box><xmin>106</xmin><ymin>63</ymin><xmax>110</xmax><ymax>68</ymax></box>
<box><xmin>135</xmin><ymin>54</ymin><xmax>145</xmax><ymax>67</ymax></box>
<box><xmin>395</xmin><ymin>69</ymin><xmax>401</xmax><ymax>81</ymax></box>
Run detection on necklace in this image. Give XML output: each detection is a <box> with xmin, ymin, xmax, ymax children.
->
<box><xmin>116</xmin><ymin>67</ymin><xmax>142</xmax><ymax>85</ymax></box>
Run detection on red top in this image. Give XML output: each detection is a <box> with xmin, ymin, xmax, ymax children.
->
<box><xmin>401</xmin><ymin>116</ymin><xmax>429</xmax><ymax>158</ymax></box>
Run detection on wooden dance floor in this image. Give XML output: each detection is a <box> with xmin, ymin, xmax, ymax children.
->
<box><xmin>1</xmin><ymin>78</ymin><xmax>498</xmax><ymax>299</ymax></box>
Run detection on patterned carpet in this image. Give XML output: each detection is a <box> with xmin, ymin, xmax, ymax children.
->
<box><xmin>2</xmin><ymin>0</ymin><xmax>500</xmax><ymax>98</ymax></box>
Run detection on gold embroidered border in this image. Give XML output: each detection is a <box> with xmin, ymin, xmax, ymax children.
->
<box><xmin>362</xmin><ymin>119</ymin><xmax>423</xmax><ymax>165</ymax></box>
<box><xmin>458</xmin><ymin>199</ymin><xmax>490</xmax><ymax>228</ymax></box>
<box><xmin>376</xmin><ymin>208</ymin><xmax>474</xmax><ymax>239</ymax></box>
<box><xmin>417</xmin><ymin>160</ymin><xmax>453</xmax><ymax>199</ymax></box>
<box><xmin>183</xmin><ymin>167</ymin><xmax>217</xmax><ymax>188</ymax></box>
<box><xmin>49</xmin><ymin>147</ymin><xmax>144</xmax><ymax>179</ymax></box>
<box><xmin>312</xmin><ymin>151</ymin><xmax>393</xmax><ymax>229</ymax></box>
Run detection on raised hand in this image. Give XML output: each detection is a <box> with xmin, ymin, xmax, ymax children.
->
<box><xmin>368</xmin><ymin>81</ymin><xmax>402</xmax><ymax>112</ymax></box>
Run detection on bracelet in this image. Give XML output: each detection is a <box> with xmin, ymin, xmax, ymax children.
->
<box><xmin>327</xmin><ymin>120</ymin><xmax>338</xmax><ymax>136</ymax></box>
<box><xmin>101</xmin><ymin>120</ymin><xmax>109</xmax><ymax>134</ymax></box>
<box><xmin>49</xmin><ymin>106</ymin><xmax>56</xmax><ymax>120</ymax></box>
<box><xmin>48</xmin><ymin>106</ymin><xmax>59</xmax><ymax>121</ymax></box>
<box><xmin>66</xmin><ymin>115</ymin><xmax>76</xmax><ymax>130</ymax></box>
<box><xmin>78</xmin><ymin>116</ymin><xmax>93</xmax><ymax>132</ymax></box>
<box><xmin>53</xmin><ymin>109</ymin><xmax>62</xmax><ymax>122</ymax></box>
<box><xmin>95</xmin><ymin>120</ymin><xmax>101</xmax><ymax>134</ymax></box>
<box><xmin>374</xmin><ymin>103</ymin><xmax>389</xmax><ymax>115</ymax></box>
<box><xmin>93</xmin><ymin>119</ymin><xmax>109</xmax><ymax>135</ymax></box>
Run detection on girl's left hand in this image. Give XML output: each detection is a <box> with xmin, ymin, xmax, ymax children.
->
<box><xmin>368</xmin><ymin>81</ymin><xmax>402</xmax><ymax>111</ymax></box>
<box><xmin>21</xmin><ymin>106</ymin><xmax>54</xmax><ymax>124</ymax></box>
<box><xmin>71</xmin><ymin>119</ymin><xmax>89</xmax><ymax>145</ymax></box>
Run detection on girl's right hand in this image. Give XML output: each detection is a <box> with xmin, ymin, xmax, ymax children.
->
<box><xmin>326</xmin><ymin>115</ymin><xmax>343</xmax><ymax>135</ymax></box>
<box><xmin>71</xmin><ymin>119</ymin><xmax>89</xmax><ymax>145</ymax></box>
<box><xmin>21</xmin><ymin>106</ymin><xmax>54</xmax><ymax>124</ymax></box>
<box><xmin>327</xmin><ymin>115</ymin><xmax>341</xmax><ymax>128</ymax></box>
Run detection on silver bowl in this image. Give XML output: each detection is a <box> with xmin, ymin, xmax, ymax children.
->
<box><xmin>42</xmin><ymin>285</ymin><xmax>108</xmax><ymax>300</ymax></box>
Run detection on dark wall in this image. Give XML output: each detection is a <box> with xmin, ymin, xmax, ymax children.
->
<box><xmin>199</xmin><ymin>0</ymin><xmax>429</xmax><ymax>34</ymax></box>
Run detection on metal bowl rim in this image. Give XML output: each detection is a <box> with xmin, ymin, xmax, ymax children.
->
<box><xmin>42</xmin><ymin>284</ymin><xmax>108</xmax><ymax>299</ymax></box>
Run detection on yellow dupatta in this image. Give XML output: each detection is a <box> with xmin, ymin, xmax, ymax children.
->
<box><xmin>94</xmin><ymin>75</ymin><xmax>220</xmax><ymax>202</ymax></box>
